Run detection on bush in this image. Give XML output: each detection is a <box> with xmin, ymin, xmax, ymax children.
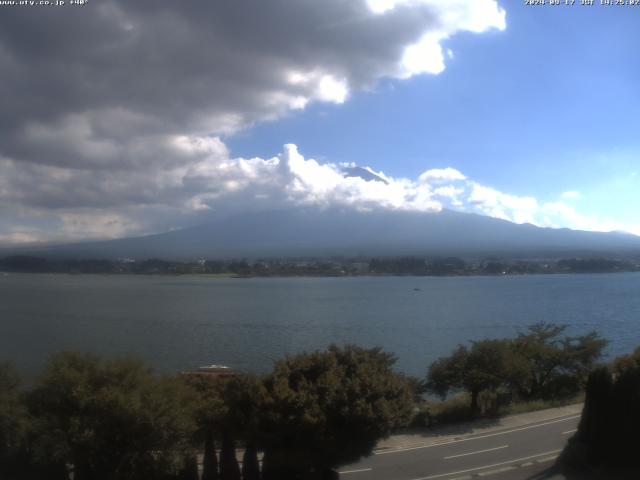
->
<box><xmin>419</xmin><ymin>394</ymin><xmax>475</xmax><ymax>427</ymax></box>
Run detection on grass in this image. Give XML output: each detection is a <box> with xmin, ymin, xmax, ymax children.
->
<box><xmin>410</xmin><ymin>392</ymin><xmax>584</xmax><ymax>429</ymax></box>
<box><xmin>497</xmin><ymin>394</ymin><xmax>583</xmax><ymax>416</ymax></box>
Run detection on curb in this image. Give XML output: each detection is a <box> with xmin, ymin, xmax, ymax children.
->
<box><xmin>374</xmin><ymin>404</ymin><xmax>583</xmax><ymax>454</ymax></box>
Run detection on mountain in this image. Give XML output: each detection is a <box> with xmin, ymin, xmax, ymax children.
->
<box><xmin>341</xmin><ymin>166</ymin><xmax>389</xmax><ymax>184</ymax></box>
<box><xmin>5</xmin><ymin>208</ymin><xmax>640</xmax><ymax>260</ymax></box>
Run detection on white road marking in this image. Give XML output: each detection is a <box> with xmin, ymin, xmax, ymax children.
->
<box><xmin>409</xmin><ymin>449</ymin><xmax>562</xmax><ymax>480</ymax></box>
<box><xmin>562</xmin><ymin>429</ymin><xmax>577</xmax><ymax>435</ymax></box>
<box><xmin>477</xmin><ymin>466</ymin><xmax>515</xmax><ymax>477</ymax></box>
<box><xmin>375</xmin><ymin>415</ymin><xmax>579</xmax><ymax>455</ymax></box>
<box><xmin>444</xmin><ymin>445</ymin><xmax>508</xmax><ymax>460</ymax></box>
<box><xmin>338</xmin><ymin>468</ymin><xmax>373</xmax><ymax>475</ymax></box>
<box><xmin>535</xmin><ymin>455</ymin><xmax>560</xmax><ymax>463</ymax></box>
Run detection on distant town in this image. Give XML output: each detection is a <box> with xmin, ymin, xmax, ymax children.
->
<box><xmin>1</xmin><ymin>255</ymin><xmax>639</xmax><ymax>276</ymax></box>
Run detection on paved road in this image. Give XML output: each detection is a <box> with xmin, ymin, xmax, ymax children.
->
<box><xmin>338</xmin><ymin>413</ymin><xmax>579</xmax><ymax>480</ymax></box>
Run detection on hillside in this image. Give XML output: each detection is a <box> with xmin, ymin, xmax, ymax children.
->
<box><xmin>5</xmin><ymin>208</ymin><xmax>640</xmax><ymax>260</ymax></box>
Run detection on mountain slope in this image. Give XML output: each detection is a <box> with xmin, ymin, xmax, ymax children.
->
<box><xmin>7</xmin><ymin>208</ymin><xmax>640</xmax><ymax>260</ymax></box>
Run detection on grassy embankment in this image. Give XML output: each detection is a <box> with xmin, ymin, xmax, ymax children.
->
<box><xmin>411</xmin><ymin>392</ymin><xmax>584</xmax><ymax>428</ymax></box>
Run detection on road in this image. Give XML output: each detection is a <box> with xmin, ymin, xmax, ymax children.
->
<box><xmin>338</xmin><ymin>413</ymin><xmax>579</xmax><ymax>480</ymax></box>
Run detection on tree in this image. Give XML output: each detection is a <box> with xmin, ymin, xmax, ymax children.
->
<box><xmin>219</xmin><ymin>374</ymin><xmax>266</xmax><ymax>480</ymax></box>
<box><xmin>564</xmin><ymin>347</ymin><xmax>640</xmax><ymax>475</ymax></box>
<box><xmin>241</xmin><ymin>444</ymin><xmax>260</xmax><ymax>480</ymax></box>
<box><xmin>512</xmin><ymin>323</ymin><xmax>607</xmax><ymax>399</ymax></box>
<box><xmin>0</xmin><ymin>256</ymin><xmax>50</xmax><ymax>273</ymax></box>
<box><xmin>427</xmin><ymin>340</ymin><xmax>516</xmax><ymax>414</ymax></box>
<box><xmin>261</xmin><ymin>345</ymin><xmax>414</xmax><ymax>479</ymax></box>
<box><xmin>612</xmin><ymin>346</ymin><xmax>640</xmax><ymax>375</ymax></box>
<box><xmin>219</xmin><ymin>433</ymin><xmax>241</xmax><ymax>480</ymax></box>
<box><xmin>608</xmin><ymin>359</ymin><xmax>640</xmax><ymax>465</ymax></box>
<box><xmin>185</xmin><ymin>372</ymin><xmax>266</xmax><ymax>480</ymax></box>
<box><xmin>201</xmin><ymin>430</ymin><xmax>219</xmax><ymax>480</ymax></box>
<box><xmin>576</xmin><ymin>366</ymin><xmax>613</xmax><ymax>463</ymax></box>
<box><xmin>183</xmin><ymin>374</ymin><xmax>226</xmax><ymax>480</ymax></box>
<box><xmin>427</xmin><ymin>324</ymin><xmax>607</xmax><ymax>414</ymax></box>
<box><xmin>177</xmin><ymin>455</ymin><xmax>199</xmax><ymax>480</ymax></box>
<box><xmin>0</xmin><ymin>363</ymin><xmax>31</xmax><ymax>478</ymax></box>
<box><xmin>27</xmin><ymin>352</ymin><xmax>197</xmax><ymax>480</ymax></box>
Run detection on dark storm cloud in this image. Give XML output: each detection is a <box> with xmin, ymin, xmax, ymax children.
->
<box><xmin>0</xmin><ymin>0</ymin><xmax>437</xmax><ymax>167</ymax></box>
<box><xmin>0</xmin><ymin>0</ymin><xmax>506</xmax><ymax>243</ymax></box>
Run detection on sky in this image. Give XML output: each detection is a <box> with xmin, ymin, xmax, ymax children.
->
<box><xmin>0</xmin><ymin>0</ymin><xmax>638</xmax><ymax>245</ymax></box>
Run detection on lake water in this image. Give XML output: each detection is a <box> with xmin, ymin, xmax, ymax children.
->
<box><xmin>1</xmin><ymin>273</ymin><xmax>639</xmax><ymax>379</ymax></box>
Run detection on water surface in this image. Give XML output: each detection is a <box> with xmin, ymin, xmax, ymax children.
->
<box><xmin>1</xmin><ymin>273</ymin><xmax>639</xmax><ymax>378</ymax></box>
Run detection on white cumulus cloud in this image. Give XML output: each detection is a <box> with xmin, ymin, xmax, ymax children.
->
<box><xmin>2</xmin><ymin>140</ymin><xmax>640</xmax><ymax>244</ymax></box>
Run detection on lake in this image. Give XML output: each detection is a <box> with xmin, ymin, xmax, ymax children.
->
<box><xmin>1</xmin><ymin>273</ymin><xmax>639</xmax><ymax>379</ymax></box>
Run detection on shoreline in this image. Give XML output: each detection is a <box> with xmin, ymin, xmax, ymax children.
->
<box><xmin>2</xmin><ymin>270</ymin><xmax>639</xmax><ymax>279</ymax></box>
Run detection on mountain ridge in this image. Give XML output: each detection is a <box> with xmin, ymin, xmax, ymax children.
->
<box><xmin>3</xmin><ymin>208</ymin><xmax>640</xmax><ymax>260</ymax></box>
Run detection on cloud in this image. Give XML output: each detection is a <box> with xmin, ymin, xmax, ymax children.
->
<box><xmin>0</xmin><ymin>0</ymin><xmax>506</xmax><ymax>169</ymax></box>
<box><xmin>4</xmin><ymin>3</ymin><xmax>631</xmax><ymax>243</ymax></box>
<box><xmin>0</xmin><ymin>0</ymin><xmax>508</xmax><ymax>243</ymax></box>
<box><xmin>465</xmin><ymin>184</ymin><xmax>640</xmax><ymax>236</ymax></box>
<box><xmin>468</xmin><ymin>183</ymin><xmax>539</xmax><ymax>225</ymax></box>
<box><xmin>561</xmin><ymin>191</ymin><xmax>581</xmax><ymax>200</ymax></box>
<box><xmin>0</xmin><ymin>142</ymin><xmax>445</xmax><ymax>244</ymax></box>
<box><xmin>178</xmin><ymin>143</ymin><xmax>447</xmax><ymax>214</ymax></box>
<box><xmin>2</xmin><ymin>140</ymin><xmax>639</xmax><ymax>245</ymax></box>
<box><xmin>0</xmin><ymin>231</ymin><xmax>42</xmax><ymax>246</ymax></box>
<box><xmin>419</xmin><ymin>167</ymin><xmax>467</xmax><ymax>183</ymax></box>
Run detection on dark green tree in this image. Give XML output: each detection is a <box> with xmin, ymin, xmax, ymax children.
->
<box><xmin>427</xmin><ymin>324</ymin><xmax>606</xmax><ymax>413</ymax></box>
<box><xmin>27</xmin><ymin>352</ymin><xmax>196</xmax><ymax>480</ymax></box>
<box><xmin>0</xmin><ymin>363</ymin><xmax>31</xmax><ymax>478</ymax></box>
<box><xmin>183</xmin><ymin>374</ymin><xmax>227</xmax><ymax>480</ymax></box>
<box><xmin>608</xmin><ymin>360</ymin><xmax>640</xmax><ymax>465</ymax></box>
<box><xmin>185</xmin><ymin>372</ymin><xmax>266</xmax><ymax>480</ymax></box>
<box><xmin>220</xmin><ymin>374</ymin><xmax>266</xmax><ymax>480</ymax></box>
<box><xmin>219</xmin><ymin>433</ymin><xmax>241</xmax><ymax>480</ymax></box>
<box><xmin>427</xmin><ymin>339</ymin><xmax>516</xmax><ymax>414</ymax></box>
<box><xmin>177</xmin><ymin>455</ymin><xmax>199</xmax><ymax>480</ymax></box>
<box><xmin>261</xmin><ymin>344</ymin><xmax>414</xmax><ymax>479</ymax></box>
<box><xmin>564</xmin><ymin>347</ymin><xmax>640</xmax><ymax>475</ymax></box>
<box><xmin>241</xmin><ymin>444</ymin><xmax>260</xmax><ymax>480</ymax></box>
<box><xmin>512</xmin><ymin>323</ymin><xmax>606</xmax><ymax>399</ymax></box>
<box><xmin>612</xmin><ymin>346</ymin><xmax>640</xmax><ymax>374</ymax></box>
<box><xmin>201</xmin><ymin>430</ymin><xmax>219</xmax><ymax>480</ymax></box>
<box><xmin>576</xmin><ymin>366</ymin><xmax>613</xmax><ymax>463</ymax></box>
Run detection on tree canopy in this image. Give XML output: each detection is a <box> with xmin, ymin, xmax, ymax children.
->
<box><xmin>261</xmin><ymin>344</ymin><xmax>414</xmax><ymax>478</ymax></box>
<box><xmin>0</xmin><ymin>331</ymin><xmax>609</xmax><ymax>479</ymax></box>
<box><xmin>564</xmin><ymin>346</ymin><xmax>640</xmax><ymax>476</ymax></box>
<box><xmin>0</xmin><ymin>363</ymin><xmax>30</xmax><ymax>478</ymax></box>
<box><xmin>427</xmin><ymin>323</ymin><xmax>607</xmax><ymax>414</ymax></box>
<box><xmin>512</xmin><ymin>323</ymin><xmax>607</xmax><ymax>399</ymax></box>
<box><xmin>27</xmin><ymin>352</ymin><xmax>197</xmax><ymax>480</ymax></box>
<box><xmin>427</xmin><ymin>339</ymin><xmax>519</xmax><ymax>413</ymax></box>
